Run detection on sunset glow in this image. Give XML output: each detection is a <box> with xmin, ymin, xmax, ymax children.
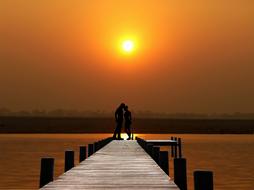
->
<box><xmin>0</xmin><ymin>1</ymin><xmax>253</xmax><ymax>189</ymax></box>
<box><xmin>0</xmin><ymin>0</ymin><xmax>254</xmax><ymax>113</ymax></box>
<box><xmin>122</xmin><ymin>40</ymin><xmax>134</xmax><ymax>53</ymax></box>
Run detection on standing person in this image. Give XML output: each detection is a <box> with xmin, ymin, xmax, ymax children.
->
<box><xmin>124</xmin><ymin>105</ymin><xmax>132</xmax><ymax>140</ymax></box>
<box><xmin>113</xmin><ymin>103</ymin><xmax>125</xmax><ymax>140</ymax></box>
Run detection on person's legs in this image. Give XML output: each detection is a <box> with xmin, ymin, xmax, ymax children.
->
<box><xmin>125</xmin><ymin>126</ymin><xmax>128</xmax><ymax>138</ymax></box>
<box><xmin>116</xmin><ymin>122</ymin><xmax>123</xmax><ymax>140</ymax></box>
<box><xmin>113</xmin><ymin>126</ymin><xmax>118</xmax><ymax>139</ymax></box>
<box><xmin>125</xmin><ymin>124</ymin><xmax>131</xmax><ymax>140</ymax></box>
<box><xmin>113</xmin><ymin>122</ymin><xmax>121</xmax><ymax>139</ymax></box>
<box><xmin>128</xmin><ymin>127</ymin><xmax>131</xmax><ymax>138</ymax></box>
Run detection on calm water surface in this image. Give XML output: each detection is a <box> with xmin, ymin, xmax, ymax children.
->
<box><xmin>0</xmin><ymin>134</ymin><xmax>253</xmax><ymax>190</ymax></box>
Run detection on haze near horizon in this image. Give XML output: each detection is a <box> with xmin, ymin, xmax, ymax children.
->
<box><xmin>0</xmin><ymin>0</ymin><xmax>254</xmax><ymax>113</ymax></box>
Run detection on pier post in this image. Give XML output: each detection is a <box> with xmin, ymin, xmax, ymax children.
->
<box><xmin>171</xmin><ymin>137</ymin><xmax>174</xmax><ymax>157</ymax></box>
<box><xmin>98</xmin><ymin>140</ymin><xmax>102</xmax><ymax>149</ymax></box>
<box><xmin>159</xmin><ymin>151</ymin><xmax>169</xmax><ymax>175</ymax></box>
<box><xmin>99</xmin><ymin>139</ymin><xmax>103</xmax><ymax>148</ymax></box>
<box><xmin>178</xmin><ymin>138</ymin><xmax>182</xmax><ymax>158</ymax></box>
<box><xmin>94</xmin><ymin>142</ymin><xmax>99</xmax><ymax>152</ymax></box>
<box><xmin>65</xmin><ymin>150</ymin><xmax>74</xmax><ymax>172</ymax></box>
<box><xmin>141</xmin><ymin>139</ymin><xmax>146</xmax><ymax>149</ymax></box>
<box><xmin>152</xmin><ymin>146</ymin><xmax>160</xmax><ymax>164</ymax></box>
<box><xmin>79</xmin><ymin>146</ymin><xmax>86</xmax><ymax>162</ymax></box>
<box><xmin>194</xmin><ymin>170</ymin><xmax>213</xmax><ymax>190</ymax></box>
<box><xmin>174</xmin><ymin>137</ymin><xmax>178</xmax><ymax>158</ymax></box>
<box><xmin>146</xmin><ymin>143</ymin><xmax>153</xmax><ymax>156</ymax></box>
<box><xmin>174</xmin><ymin>158</ymin><xmax>187</xmax><ymax>190</ymax></box>
<box><xmin>88</xmin><ymin>144</ymin><xmax>94</xmax><ymax>157</ymax></box>
<box><xmin>39</xmin><ymin>158</ymin><xmax>54</xmax><ymax>188</ymax></box>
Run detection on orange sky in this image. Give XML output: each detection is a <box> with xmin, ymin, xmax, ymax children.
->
<box><xmin>0</xmin><ymin>0</ymin><xmax>254</xmax><ymax>113</ymax></box>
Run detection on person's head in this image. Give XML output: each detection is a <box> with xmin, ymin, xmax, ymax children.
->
<box><xmin>120</xmin><ymin>103</ymin><xmax>125</xmax><ymax>109</ymax></box>
<box><xmin>124</xmin><ymin>105</ymin><xmax>128</xmax><ymax>111</ymax></box>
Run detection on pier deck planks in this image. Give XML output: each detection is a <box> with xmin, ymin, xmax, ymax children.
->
<box><xmin>40</xmin><ymin>140</ymin><xmax>179</xmax><ymax>190</ymax></box>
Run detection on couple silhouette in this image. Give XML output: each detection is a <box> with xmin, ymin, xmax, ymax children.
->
<box><xmin>113</xmin><ymin>103</ymin><xmax>132</xmax><ymax>140</ymax></box>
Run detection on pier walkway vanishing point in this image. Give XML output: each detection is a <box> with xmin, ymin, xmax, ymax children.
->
<box><xmin>41</xmin><ymin>140</ymin><xmax>179</xmax><ymax>190</ymax></box>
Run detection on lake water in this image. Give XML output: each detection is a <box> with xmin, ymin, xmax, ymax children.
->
<box><xmin>0</xmin><ymin>134</ymin><xmax>253</xmax><ymax>190</ymax></box>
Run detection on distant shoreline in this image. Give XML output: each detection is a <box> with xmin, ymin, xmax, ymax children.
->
<box><xmin>0</xmin><ymin>116</ymin><xmax>253</xmax><ymax>134</ymax></box>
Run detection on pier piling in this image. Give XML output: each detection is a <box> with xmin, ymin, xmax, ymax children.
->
<box><xmin>65</xmin><ymin>150</ymin><xmax>74</xmax><ymax>172</ymax></box>
<box><xmin>174</xmin><ymin>137</ymin><xmax>178</xmax><ymax>158</ymax></box>
<box><xmin>159</xmin><ymin>151</ymin><xmax>169</xmax><ymax>175</ymax></box>
<box><xmin>146</xmin><ymin>143</ymin><xmax>153</xmax><ymax>156</ymax></box>
<box><xmin>39</xmin><ymin>158</ymin><xmax>54</xmax><ymax>188</ymax></box>
<box><xmin>174</xmin><ymin>158</ymin><xmax>187</xmax><ymax>190</ymax></box>
<box><xmin>194</xmin><ymin>170</ymin><xmax>213</xmax><ymax>190</ymax></box>
<box><xmin>94</xmin><ymin>142</ymin><xmax>99</xmax><ymax>152</ymax></box>
<box><xmin>152</xmin><ymin>146</ymin><xmax>160</xmax><ymax>164</ymax></box>
<box><xmin>88</xmin><ymin>144</ymin><xmax>94</xmax><ymax>157</ymax></box>
<box><xmin>79</xmin><ymin>146</ymin><xmax>86</xmax><ymax>162</ymax></box>
<box><xmin>178</xmin><ymin>138</ymin><xmax>182</xmax><ymax>158</ymax></box>
<box><xmin>171</xmin><ymin>137</ymin><xmax>174</xmax><ymax>157</ymax></box>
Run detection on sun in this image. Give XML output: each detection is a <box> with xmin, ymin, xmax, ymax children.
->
<box><xmin>116</xmin><ymin>37</ymin><xmax>138</xmax><ymax>57</ymax></box>
<box><xmin>122</xmin><ymin>40</ymin><xmax>134</xmax><ymax>53</ymax></box>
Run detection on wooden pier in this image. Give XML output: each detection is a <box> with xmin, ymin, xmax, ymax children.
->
<box><xmin>40</xmin><ymin>140</ymin><xmax>179</xmax><ymax>190</ymax></box>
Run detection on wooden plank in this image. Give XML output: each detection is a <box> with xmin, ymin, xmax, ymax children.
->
<box><xmin>41</xmin><ymin>140</ymin><xmax>179</xmax><ymax>190</ymax></box>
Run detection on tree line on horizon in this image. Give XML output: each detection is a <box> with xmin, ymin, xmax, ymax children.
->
<box><xmin>0</xmin><ymin>108</ymin><xmax>254</xmax><ymax>119</ymax></box>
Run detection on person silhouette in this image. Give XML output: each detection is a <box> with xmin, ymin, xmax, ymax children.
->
<box><xmin>124</xmin><ymin>105</ymin><xmax>132</xmax><ymax>140</ymax></box>
<box><xmin>113</xmin><ymin>103</ymin><xmax>125</xmax><ymax>140</ymax></box>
